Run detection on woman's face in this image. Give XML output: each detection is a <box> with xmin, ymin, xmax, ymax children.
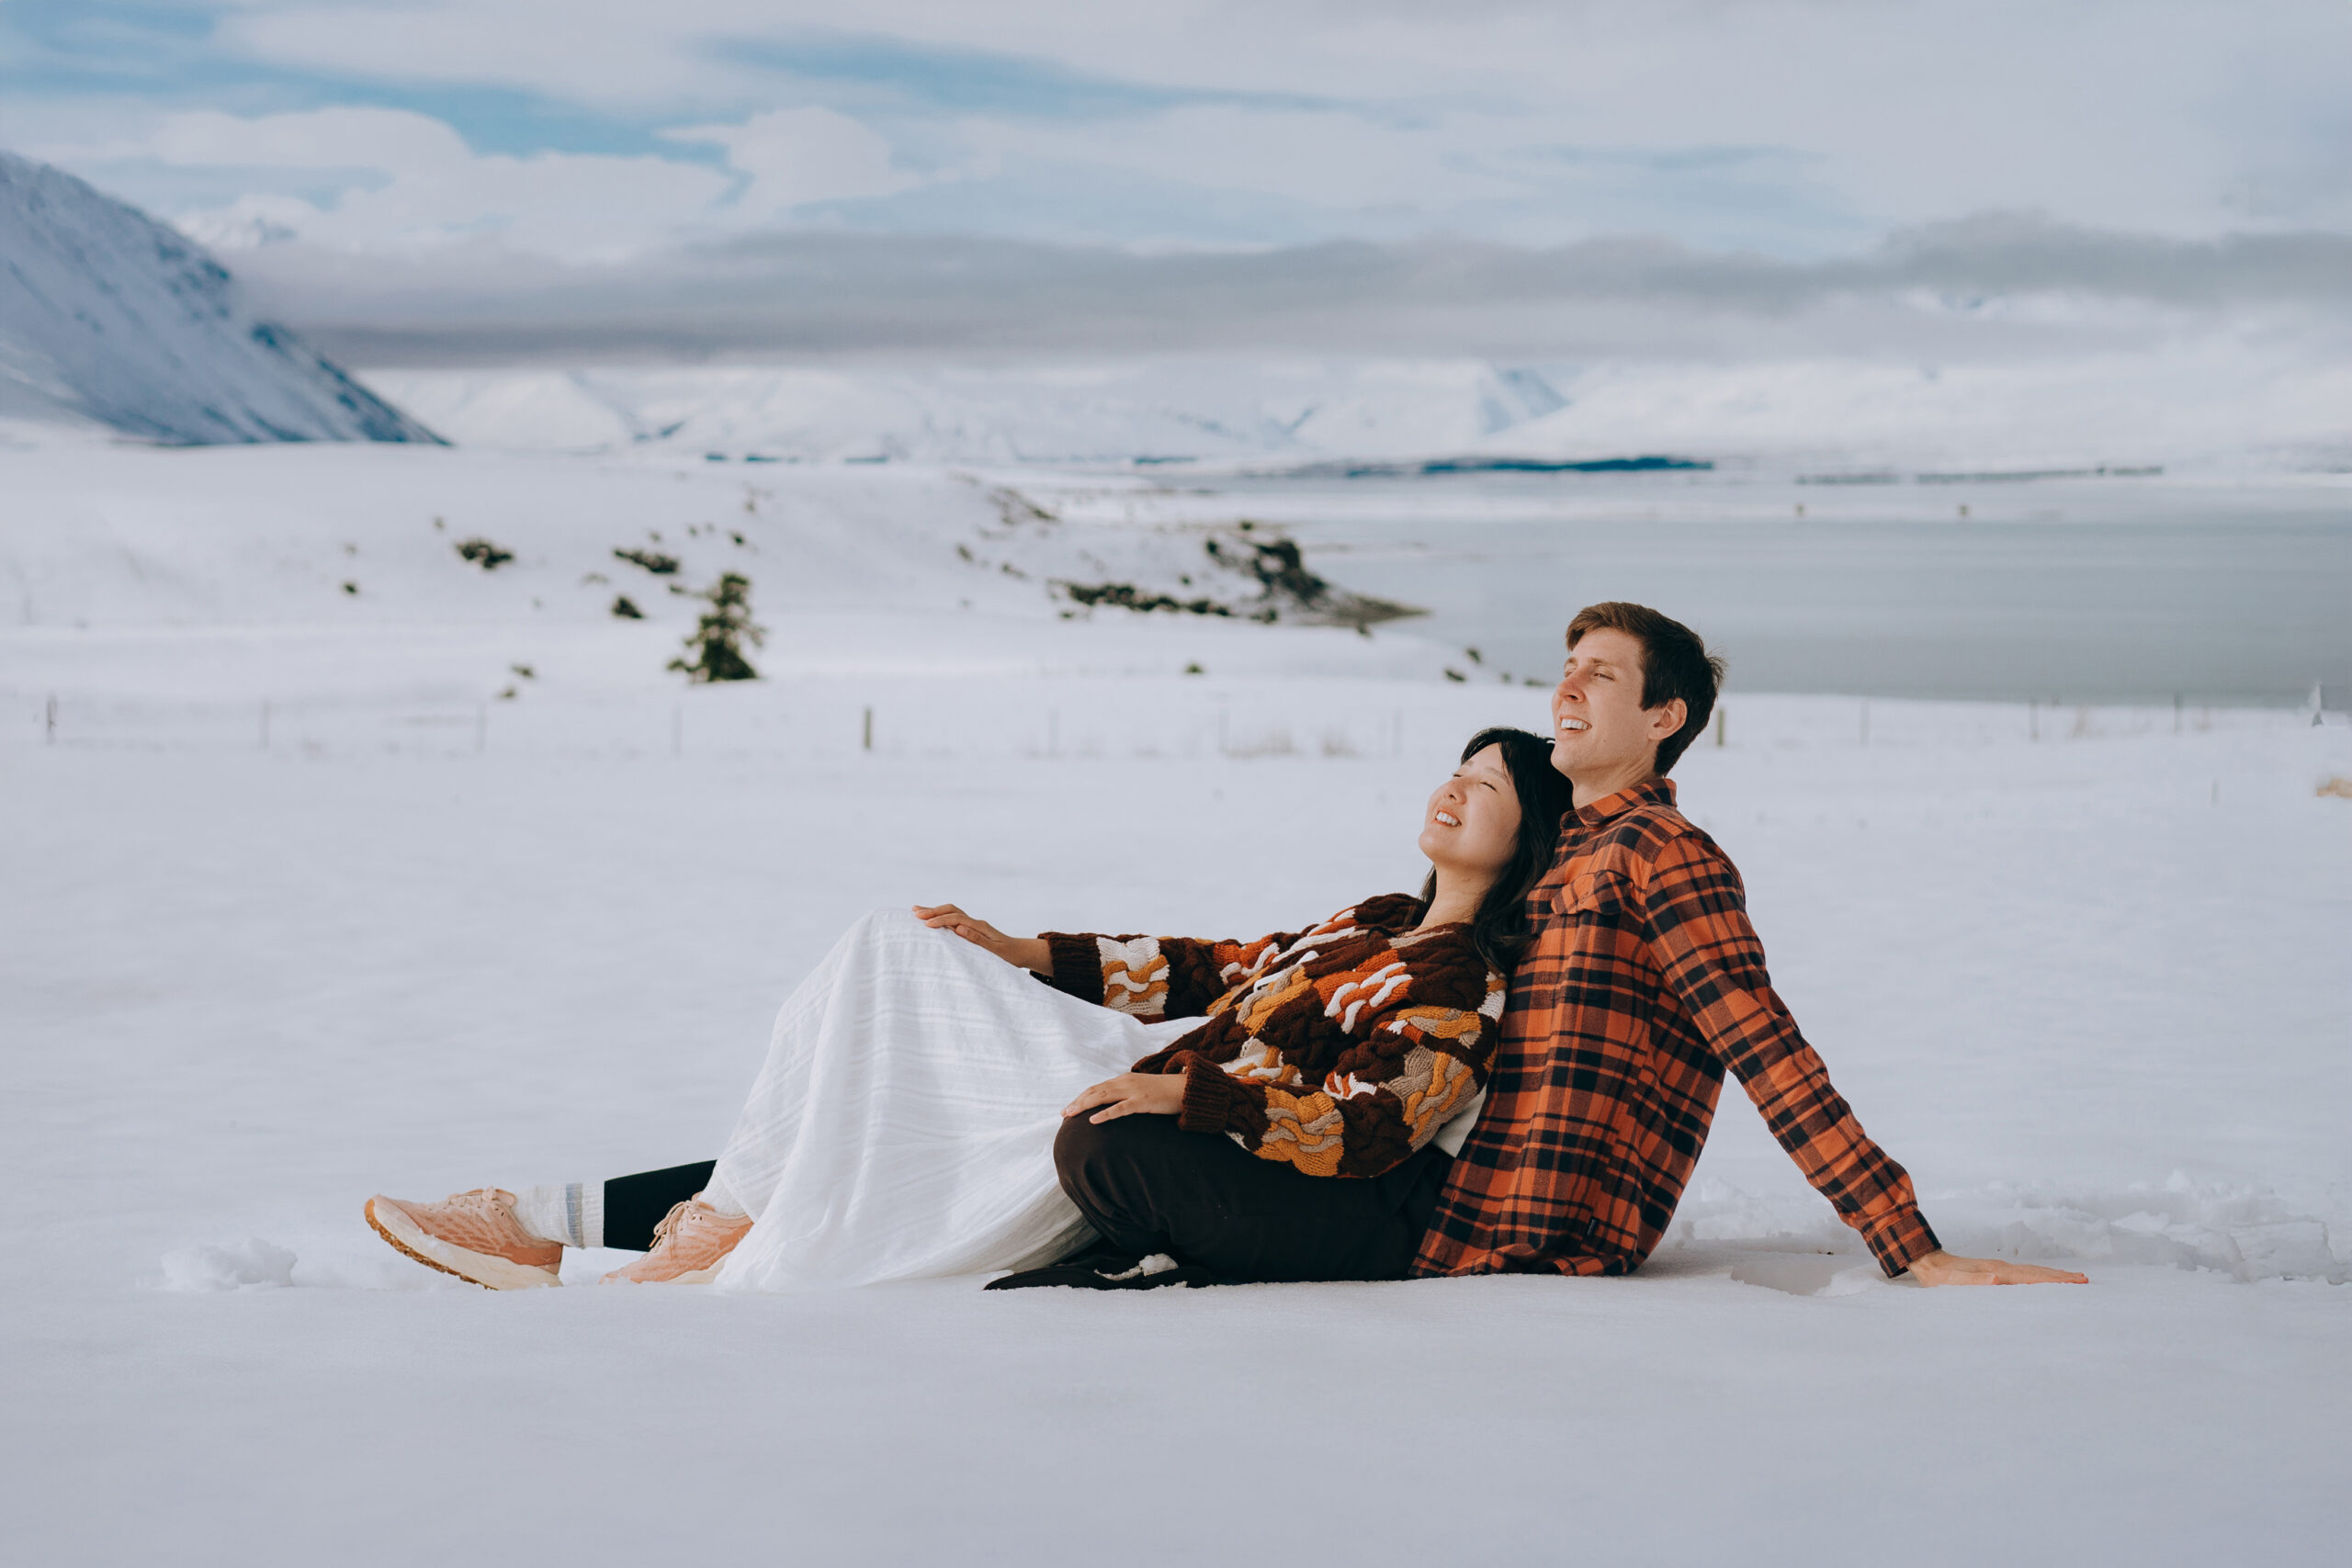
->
<box><xmin>1418</xmin><ymin>744</ymin><xmax>1523</xmax><ymax>883</ymax></box>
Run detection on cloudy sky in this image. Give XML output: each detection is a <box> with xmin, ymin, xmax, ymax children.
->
<box><xmin>6</xmin><ymin>0</ymin><xmax>2347</xmax><ymax>358</ymax></box>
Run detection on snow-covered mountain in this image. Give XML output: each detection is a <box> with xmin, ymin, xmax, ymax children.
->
<box><xmin>0</xmin><ymin>152</ymin><xmax>440</xmax><ymax>446</ymax></box>
<box><xmin>365</xmin><ymin>344</ymin><xmax>2350</xmax><ymax>473</ymax></box>
<box><xmin>361</xmin><ymin>359</ymin><xmax>1578</xmax><ymax>467</ymax></box>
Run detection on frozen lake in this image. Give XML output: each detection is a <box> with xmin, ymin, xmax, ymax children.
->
<box><xmin>1133</xmin><ymin>468</ymin><xmax>2352</xmax><ymax>705</ymax></box>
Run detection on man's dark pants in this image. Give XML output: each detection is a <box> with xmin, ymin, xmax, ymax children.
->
<box><xmin>1052</xmin><ymin>1113</ymin><xmax>1448</xmax><ymax>1282</ymax></box>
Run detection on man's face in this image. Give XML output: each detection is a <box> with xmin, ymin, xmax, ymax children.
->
<box><xmin>1549</xmin><ymin>626</ymin><xmax>1682</xmax><ymax>788</ymax></box>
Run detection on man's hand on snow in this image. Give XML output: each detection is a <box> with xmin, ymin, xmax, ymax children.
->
<box><xmin>1905</xmin><ymin>1249</ymin><xmax>2088</xmax><ymax>1286</ymax></box>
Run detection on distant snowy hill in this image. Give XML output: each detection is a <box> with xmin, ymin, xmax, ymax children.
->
<box><xmin>360</xmin><ymin>360</ymin><xmax>1577</xmax><ymax>467</ymax></box>
<box><xmin>365</xmin><ymin>347</ymin><xmax>2350</xmax><ymax>472</ymax></box>
<box><xmin>0</xmin><ymin>443</ymin><xmax>1459</xmax><ymax>695</ymax></box>
<box><xmin>0</xmin><ymin>152</ymin><xmax>440</xmax><ymax>446</ymax></box>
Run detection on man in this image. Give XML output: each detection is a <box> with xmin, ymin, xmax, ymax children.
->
<box><xmin>1405</xmin><ymin>602</ymin><xmax>2081</xmax><ymax>1287</ymax></box>
<box><xmin>1049</xmin><ymin>602</ymin><xmax>2082</xmax><ymax>1290</ymax></box>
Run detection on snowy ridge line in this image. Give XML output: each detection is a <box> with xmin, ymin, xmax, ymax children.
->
<box><xmin>356</xmin><ymin>353</ymin><xmax>2352</xmax><ymax>474</ymax></box>
<box><xmin>1668</xmin><ymin>1172</ymin><xmax>2348</xmax><ymax>1283</ymax></box>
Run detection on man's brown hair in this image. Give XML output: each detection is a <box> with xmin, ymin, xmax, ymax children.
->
<box><xmin>1566</xmin><ymin>602</ymin><xmax>1725</xmax><ymax>774</ymax></box>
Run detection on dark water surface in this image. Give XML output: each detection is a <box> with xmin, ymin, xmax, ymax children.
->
<box><xmin>1213</xmin><ymin>470</ymin><xmax>2352</xmax><ymax>704</ymax></box>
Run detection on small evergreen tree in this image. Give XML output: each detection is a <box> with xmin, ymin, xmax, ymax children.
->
<box><xmin>668</xmin><ymin>571</ymin><xmax>764</xmax><ymax>682</ymax></box>
<box><xmin>456</xmin><ymin>537</ymin><xmax>514</xmax><ymax>570</ymax></box>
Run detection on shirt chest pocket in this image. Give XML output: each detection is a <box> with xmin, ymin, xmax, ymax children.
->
<box><xmin>1553</xmin><ymin>870</ymin><xmax>1634</xmax><ymax>923</ymax></box>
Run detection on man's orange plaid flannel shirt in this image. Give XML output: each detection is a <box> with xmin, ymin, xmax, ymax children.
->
<box><xmin>1412</xmin><ymin>776</ymin><xmax>1941</xmax><ymax>1280</ymax></box>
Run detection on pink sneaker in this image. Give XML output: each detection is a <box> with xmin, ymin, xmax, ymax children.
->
<box><xmin>602</xmin><ymin>1199</ymin><xmax>751</xmax><ymax>1284</ymax></box>
<box><xmin>364</xmin><ymin>1189</ymin><xmax>564</xmax><ymax>1290</ymax></box>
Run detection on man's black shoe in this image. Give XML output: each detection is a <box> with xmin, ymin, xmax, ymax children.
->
<box><xmin>983</xmin><ymin>1252</ymin><xmax>1221</xmax><ymax>1291</ymax></box>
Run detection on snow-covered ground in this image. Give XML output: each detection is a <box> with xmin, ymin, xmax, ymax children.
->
<box><xmin>4</xmin><ymin>439</ymin><xmax>2348</xmax><ymax>1563</ymax></box>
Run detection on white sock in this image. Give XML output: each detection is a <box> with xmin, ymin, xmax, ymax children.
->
<box><xmin>510</xmin><ymin>1183</ymin><xmax>603</xmax><ymax>1249</ymax></box>
<box><xmin>699</xmin><ymin>1172</ymin><xmax>750</xmax><ymax>1219</ymax></box>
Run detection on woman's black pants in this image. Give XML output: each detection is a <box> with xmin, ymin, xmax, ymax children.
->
<box><xmin>598</xmin><ymin>1122</ymin><xmax>1446</xmax><ymax>1282</ymax></box>
<box><xmin>1050</xmin><ymin>1113</ymin><xmax>1447</xmax><ymax>1282</ymax></box>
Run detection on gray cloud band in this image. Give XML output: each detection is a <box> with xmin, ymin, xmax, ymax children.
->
<box><xmin>237</xmin><ymin>214</ymin><xmax>2352</xmax><ymax>367</ymax></box>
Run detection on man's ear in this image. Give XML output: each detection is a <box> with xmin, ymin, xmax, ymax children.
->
<box><xmin>1648</xmin><ymin>697</ymin><xmax>1687</xmax><ymax>740</ymax></box>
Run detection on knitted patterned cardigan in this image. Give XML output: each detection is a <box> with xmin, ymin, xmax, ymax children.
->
<box><xmin>1042</xmin><ymin>894</ymin><xmax>1505</xmax><ymax>1179</ymax></box>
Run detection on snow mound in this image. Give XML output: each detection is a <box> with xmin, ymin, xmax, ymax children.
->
<box><xmin>157</xmin><ymin>1235</ymin><xmax>479</xmax><ymax>1292</ymax></box>
<box><xmin>159</xmin><ymin>1237</ymin><xmax>297</xmax><ymax>1292</ymax></box>
<box><xmin>0</xmin><ymin>152</ymin><xmax>441</xmax><ymax>446</ymax></box>
<box><xmin>1672</xmin><ymin>1173</ymin><xmax>2346</xmax><ymax>1282</ymax></box>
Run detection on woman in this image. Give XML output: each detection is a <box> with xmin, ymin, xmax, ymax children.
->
<box><xmin>364</xmin><ymin>727</ymin><xmax>1571</xmax><ymax>1292</ymax></box>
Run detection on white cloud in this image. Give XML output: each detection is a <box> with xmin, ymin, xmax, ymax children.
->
<box><xmin>9</xmin><ymin>0</ymin><xmax>2347</xmax><ymax>287</ymax></box>
<box><xmin>148</xmin><ymin>106</ymin><xmax>476</xmax><ymax>172</ymax></box>
<box><xmin>664</xmin><ymin>107</ymin><xmax>920</xmax><ymax>219</ymax></box>
<box><xmin>296</xmin><ymin>145</ymin><xmax>731</xmax><ymax>259</ymax></box>
<box><xmin>40</xmin><ymin>107</ymin><xmax>734</xmax><ymax>261</ymax></box>
<box><xmin>35</xmin><ymin>102</ymin><xmax>933</xmax><ymax>260</ymax></box>
<box><xmin>959</xmin><ymin>105</ymin><xmax>1524</xmax><ymax>218</ymax></box>
<box><xmin>183</xmin><ymin>0</ymin><xmax>2352</xmax><ymax>247</ymax></box>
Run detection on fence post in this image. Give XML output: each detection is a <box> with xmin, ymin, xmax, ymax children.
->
<box><xmin>862</xmin><ymin>706</ymin><xmax>873</xmax><ymax>752</ymax></box>
<box><xmin>1715</xmin><ymin>707</ymin><xmax>1726</xmax><ymax>749</ymax></box>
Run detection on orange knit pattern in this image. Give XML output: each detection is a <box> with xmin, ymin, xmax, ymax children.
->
<box><xmin>1044</xmin><ymin>896</ymin><xmax>1504</xmax><ymax>1179</ymax></box>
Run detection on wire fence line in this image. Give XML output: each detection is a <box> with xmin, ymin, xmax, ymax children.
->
<box><xmin>9</xmin><ymin>683</ymin><xmax>2341</xmax><ymax>764</ymax></box>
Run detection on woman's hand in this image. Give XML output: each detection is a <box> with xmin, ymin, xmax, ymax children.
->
<box><xmin>1063</xmin><ymin>1072</ymin><xmax>1187</xmax><ymax>1124</ymax></box>
<box><xmin>1905</xmin><ymin>1249</ymin><xmax>2088</xmax><ymax>1286</ymax></box>
<box><xmin>912</xmin><ymin>904</ymin><xmax>1051</xmax><ymax>974</ymax></box>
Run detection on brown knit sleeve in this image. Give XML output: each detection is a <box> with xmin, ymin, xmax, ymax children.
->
<box><xmin>1038</xmin><ymin>925</ymin><xmax>1307</xmax><ymax>1022</ymax></box>
<box><xmin>1039</xmin><ymin>933</ymin><xmax>1109</xmax><ymax>1007</ymax></box>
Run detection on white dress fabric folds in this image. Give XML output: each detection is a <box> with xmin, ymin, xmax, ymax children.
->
<box><xmin>712</xmin><ymin>909</ymin><xmax>1199</xmax><ymax>1293</ymax></box>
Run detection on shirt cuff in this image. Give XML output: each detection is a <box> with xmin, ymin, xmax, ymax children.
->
<box><xmin>1040</xmin><ymin>933</ymin><xmax>1106</xmax><ymax>1005</ymax></box>
<box><xmin>1864</xmin><ymin>1206</ymin><xmax>1942</xmax><ymax>1278</ymax></box>
<box><xmin>1176</xmin><ymin>1059</ymin><xmax>1257</xmax><ymax>1141</ymax></box>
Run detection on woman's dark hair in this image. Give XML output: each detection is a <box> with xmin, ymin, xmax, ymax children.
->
<box><xmin>1419</xmin><ymin>726</ymin><xmax>1574</xmax><ymax>975</ymax></box>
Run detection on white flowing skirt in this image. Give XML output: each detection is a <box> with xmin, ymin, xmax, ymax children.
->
<box><xmin>712</xmin><ymin>909</ymin><xmax>1200</xmax><ymax>1293</ymax></box>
